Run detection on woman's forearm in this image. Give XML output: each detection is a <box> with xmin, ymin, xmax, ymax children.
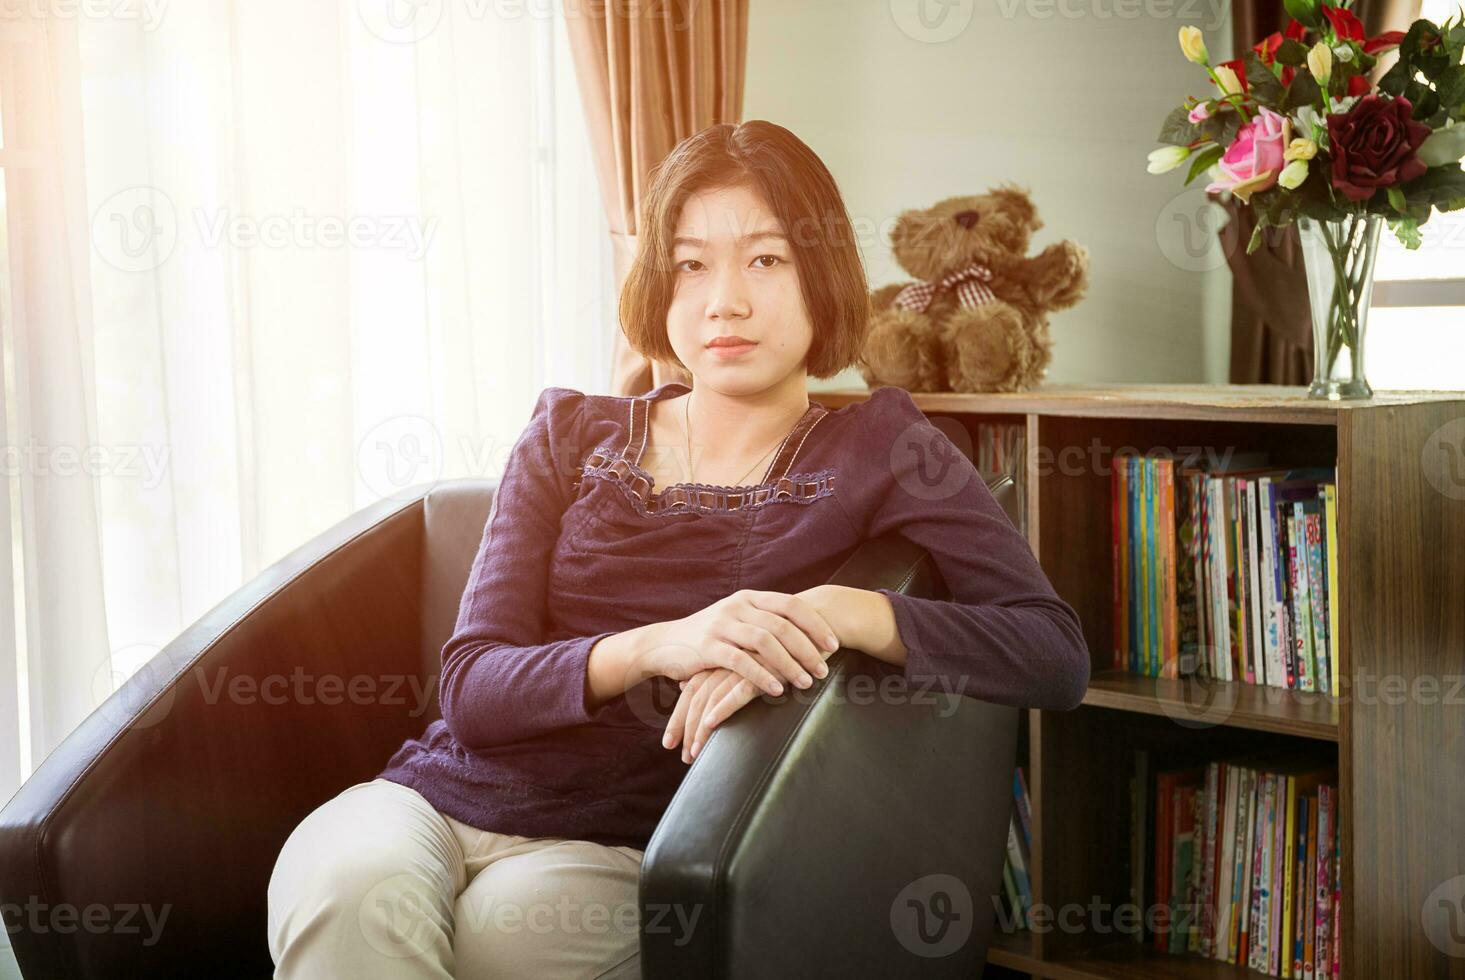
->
<box><xmin>585</xmin><ymin>622</ymin><xmax>663</xmax><ymax>708</ymax></box>
<box><xmin>797</xmin><ymin>584</ymin><xmax>908</xmax><ymax>667</ymax></box>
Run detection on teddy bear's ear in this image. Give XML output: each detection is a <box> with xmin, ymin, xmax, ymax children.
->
<box><xmin>989</xmin><ymin>183</ymin><xmax>1043</xmax><ymax>233</ymax></box>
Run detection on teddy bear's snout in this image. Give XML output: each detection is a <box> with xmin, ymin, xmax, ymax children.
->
<box><xmin>953</xmin><ymin>210</ymin><xmax>980</xmax><ymax>229</ymax></box>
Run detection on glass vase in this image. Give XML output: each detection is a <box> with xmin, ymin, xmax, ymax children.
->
<box><xmin>1296</xmin><ymin>213</ymin><xmax>1382</xmax><ymax>400</ymax></box>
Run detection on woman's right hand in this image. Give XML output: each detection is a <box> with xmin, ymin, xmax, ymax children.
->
<box><xmin>637</xmin><ymin>589</ymin><xmax>840</xmax><ymax>696</ymax></box>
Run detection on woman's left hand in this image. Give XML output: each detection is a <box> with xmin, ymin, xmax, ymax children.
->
<box><xmin>662</xmin><ymin>667</ymin><xmax>766</xmax><ymax>763</ymax></box>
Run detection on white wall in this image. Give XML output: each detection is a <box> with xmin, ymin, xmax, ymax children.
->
<box><xmin>745</xmin><ymin>0</ymin><xmax>1235</xmax><ymax>389</ymax></box>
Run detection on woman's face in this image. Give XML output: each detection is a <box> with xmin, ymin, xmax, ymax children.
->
<box><xmin>664</xmin><ymin>182</ymin><xmax>813</xmax><ymax>393</ymax></box>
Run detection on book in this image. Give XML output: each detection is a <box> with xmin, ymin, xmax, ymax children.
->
<box><xmin>1312</xmin><ymin>784</ymin><xmax>1334</xmax><ymax>979</ymax></box>
<box><xmin>1170</xmin><ymin>784</ymin><xmax>1198</xmax><ymax>952</ymax></box>
<box><xmin>1006</xmin><ymin>813</ymin><xmax>1033</xmax><ymax>929</ymax></box>
<box><xmin>1322</xmin><ymin>483</ymin><xmax>1340</xmax><ymax>696</ymax></box>
<box><xmin>1287</xmin><ymin>506</ymin><xmax>1317</xmax><ymax>693</ymax></box>
<box><xmin>1244</xmin><ymin>479</ymin><xmax>1267</xmax><ymax>685</ymax></box>
<box><xmin>1161</xmin><ymin>458</ymin><xmax>1178</xmax><ymax>678</ymax></box>
<box><xmin>1183</xmin><ymin>467</ymin><xmax>1209</xmax><ymax>676</ymax></box>
<box><xmin>1014</xmin><ymin>767</ymin><xmax>1034</xmax><ymax>853</ymax></box>
<box><xmin>1303</xmin><ymin>502</ymin><xmax>1330</xmax><ymax>695</ymax></box>
<box><xmin>1114</xmin><ymin>454</ymin><xmax>1129</xmax><ymax>669</ymax></box>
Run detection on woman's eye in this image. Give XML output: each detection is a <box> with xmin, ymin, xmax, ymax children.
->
<box><xmin>675</xmin><ymin>259</ymin><xmax>703</xmax><ymax>273</ymax></box>
<box><xmin>751</xmin><ymin>254</ymin><xmax>784</xmax><ymax>269</ymax></box>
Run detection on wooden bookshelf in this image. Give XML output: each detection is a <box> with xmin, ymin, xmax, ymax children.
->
<box><xmin>814</xmin><ymin>383</ymin><xmax>1465</xmax><ymax>980</ymax></box>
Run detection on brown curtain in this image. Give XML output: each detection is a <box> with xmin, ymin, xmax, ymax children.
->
<box><xmin>1224</xmin><ymin>0</ymin><xmax>1422</xmax><ymax>383</ymax></box>
<box><xmin>563</xmin><ymin>0</ymin><xmax>750</xmax><ymax>396</ymax></box>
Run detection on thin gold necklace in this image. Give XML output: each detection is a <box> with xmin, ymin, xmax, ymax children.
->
<box><xmin>683</xmin><ymin>391</ymin><xmax>802</xmax><ymax>489</ymax></box>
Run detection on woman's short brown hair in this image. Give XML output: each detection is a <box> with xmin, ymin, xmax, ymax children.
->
<box><xmin>618</xmin><ymin>120</ymin><xmax>870</xmax><ymax>380</ymax></box>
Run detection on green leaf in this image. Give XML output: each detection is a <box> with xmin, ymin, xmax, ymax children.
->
<box><xmin>1245</xmin><ymin>51</ymin><xmax>1285</xmax><ymax>103</ymax></box>
<box><xmin>1158</xmin><ymin>105</ymin><xmax>1201</xmax><ymax>146</ymax></box>
<box><xmin>1437</xmin><ymin>65</ymin><xmax>1465</xmax><ymax>109</ymax></box>
<box><xmin>1285</xmin><ymin>0</ymin><xmax>1323</xmax><ymax>29</ymax></box>
<box><xmin>1379</xmin><ymin>56</ymin><xmax>1412</xmax><ymax>97</ymax></box>
<box><xmin>1283</xmin><ymin>71</ymin><xmax>1324</xmax><ymax>111</ymax></box>
<box><xmin>1198</xmin><ymin>108</ymin><xmax>1244</xmax><ymax>147</ymax></box>
<box><xmin>1247</xmin><ymin>216</ymin><xmax>1268</xmax><ymax>254</ymax></box>
<box><xmin>1387</xmin><ymin>185</ymin><xmax>1408</xmax><ymax>212</ymax></box>
<box><xmin>1398</xmin><ymin>163</ymin><xmax>1465</xmax><ymax>206</ymax></box>
<box><xmin>1184</xmin><ymin>144</ymin><xmax>1225</xmax><ymax>185</ymax></box>
<box><xmin>1388</xmin><ymin>215</ymin><xmax>1423</xmax><ymax>248</ymax></box>
<box><xmin>1277</xmin><ymin>38</ymin><xmax>1312</xmax><ymax>66</ymax></box>
<box><xmin>1276</xmin><ymin>38</ymin><xmax>1310</xmax><ymax>66</ymax></box>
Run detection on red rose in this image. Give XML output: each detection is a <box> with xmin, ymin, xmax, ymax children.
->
<box><xmin>1363</xmin><ymin>30</ymin><xmax>1405</xmax><ymax>54</ymax></box>
<box><xmin>1327</xmin><ymin>94</ymin><xmax>1433</xmax><ymax>202</ymax></box>
<box><xmin>1322</xmin><ymin>5</ymin><xmax>1365</xmax><ymax>41</ymax></box>
<box><xmin>1252</xmin><ymin>32</ymin><xmax>1297</xmax><ymax>86</ymax></box>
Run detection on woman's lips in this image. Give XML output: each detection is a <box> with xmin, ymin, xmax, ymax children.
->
<box><xmin>707</xmin><ymin>341</ymin><xmax>757</xmax><ymax>359</ymax></box>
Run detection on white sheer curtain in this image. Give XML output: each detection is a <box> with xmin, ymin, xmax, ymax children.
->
<box><xmin>0</xmin><ymin>0</ymin><xmax>615</xmax><ymax>805</ymax></box>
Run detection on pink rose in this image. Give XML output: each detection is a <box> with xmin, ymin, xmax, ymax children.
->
<box><xmin>1205</xmin><ymin>106</ymin><xmax>1291</xmax><ymax>203</ymax></box>
<box><xmin>1188</xmin><ymin>102</ymin><xmax>1211</xmax><ymax>124</ymax></box>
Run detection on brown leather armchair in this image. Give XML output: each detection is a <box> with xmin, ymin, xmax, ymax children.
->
<box><xmin>0</xmin><ymin>473</ymin><xmax>1022</xmax><ymax>979</ymax></box>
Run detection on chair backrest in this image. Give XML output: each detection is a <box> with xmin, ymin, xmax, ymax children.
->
<box><xmin>419</xmin><ymin>478</ymin><xmax>497</xmax><ymax>719</ymax></box>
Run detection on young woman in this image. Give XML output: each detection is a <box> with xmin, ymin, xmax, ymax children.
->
<box><xmin>266</xmin><ymin>119</ymin><xmax>1089</xmax><ymax>979</ymax></box>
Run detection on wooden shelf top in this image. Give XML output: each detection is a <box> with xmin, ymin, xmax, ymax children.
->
<box><xmin>811</xmin><ymin>382</ymin><xmax>1465</xmax><ymax>424</ymax></box>
<box><xmin>1039</xmin><ymin>941</ymin><xmax>1281</xmax><ymax>979</ymax></box>
<box><xmin>987</xmin><ymin>931</ymin><xmax>1269</xmax><ymax>979</ymax></box>
<box><xmin>1082</xmin><ymin>670</ymin><xmax>1339</xmax><ymax>741</ymax></box>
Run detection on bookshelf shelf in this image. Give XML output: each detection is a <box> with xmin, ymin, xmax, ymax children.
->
<box><xmin>1082</xmin><ymin>670</ymin><xmax>1339</xmax><ymax>742</ymax></box>
<box><xmin>814</xmin><ymin>384</ymin><xmax>1465</xmax><ymax>980</ymax></box>
<box><xmin>1043</xmin><ymin>941</ymin><xmax>1280</xmax><ymax>980</ymax></box>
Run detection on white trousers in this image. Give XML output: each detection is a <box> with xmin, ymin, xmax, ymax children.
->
<box><xmin>266</xmin><ymin>777</ymin><xmax>644</xmax><ymax>979</ymax></box>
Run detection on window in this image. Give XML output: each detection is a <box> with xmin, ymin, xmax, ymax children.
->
<box><xmin>1367</xmin><ymin>0</ymin><xmax>1465</xmax><ymax>390</ymax></box>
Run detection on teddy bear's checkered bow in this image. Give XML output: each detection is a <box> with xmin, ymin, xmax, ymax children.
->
<box><xmin>891</xmin><ymin>262</ymin><xmax>997</xmax><ymax>314</ymax></box>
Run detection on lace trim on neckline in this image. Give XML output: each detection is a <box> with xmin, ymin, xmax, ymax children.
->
<box><xmin>577</xmin><ymin>447</ymin><xmax>836</xmax><ymax>516</ymax></box>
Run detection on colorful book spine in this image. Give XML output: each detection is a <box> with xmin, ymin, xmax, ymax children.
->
<box><xmin>1161</xmin><ymin>459</ymin><xmax>1178</xmax><ymax>678</ymax></box>
<box><xmin>1304</xmin><ymin>505</ymin><xmax>1330</xmax><ymax>695</ymax></box>
<box><xmin>1331</xmin><ymin>803</ymin><xmax>1342</xmax><ymax>978</ymax></box>
<box><xmin>1244</xmin><ymin>480</ymin><xmax>1267</xmax><ymax>686</ymax></box>
<box><xmin>1129</xmin><ymin>456</ymin><xmax>1141</xmax><ymax>674</ymax></box>
<box><xmin>1142</xmin><ymin>459</ymin><xmax>1154</xmax><ymax>676</ymax></box>
<box><xmin>1006</xmin><ymin>815</ymin><xmax>1033</xmax><ymax>929</ymax></box>
<box><xmin>1280</xmin><ymin>775</ymin><xmax>1297</xmax><ymax>979</ymax></box>
<box><xmin>1304</xmin><ymin>797</ymin><xmax>1319</xmax><ymax>979</ymax></box>
<box><xmin>1015</xmin><ymin>767</ymin><xmax>1034</xmax><ymax>852</ymax></box>
<box><xmin>1171</xmin><ymin>785</ymin><xmax>1195</xmax><ymax>953</ymax></box>
<box><xmin>1323</xmin><ymin>483</ymin><xmax>1340</xmax><ymax>697</ymax></box>
<box><xmin>1114</xmin><ymin>455</ymin><xmax>1128</xmax><ymax>669</ymax></box>
<box><xmin>1188</xmin><ymin>470</ymin><xmax>1210</xmax><ymax>675</ymax></box>
<box><xmin>1313</xmin><ymin>785</ymin><xmax>1334</xmax><ymax>980</ymax></box>
<box><xmin>1293</xmin><ymin>795</ymin><xmax>1310</xmax><ymax>978</ymax></box>
<box><xmin>1288</xmin><ymin>508</ymin><xmax>1316</xmax><ymax>693</ymax></box>
<box><xmin>1200</xmin><ymin>762</ymin><xmax>1220</xmax><ymax>957</ymax></box>
<box><xmin>1259</xmin><ymin>477</ymin><xmax>1286</xmax><ymax>688</ymax></box>
<box><xmin>1207</xmin><ymin>477</ymin><xmax>1233</xmax><ymax>680</ymax></box>
<box><xmin>1148</xmin><ymin>459</ymin><xmax>1161</xmax><ymax>676</ymax></box>
<box><xmin>1247</xmin><ymin>772</ymin><xmax>1268</xmax><ymax>970</ymax></box>
<box><xmin>1271</xmin><ymin>771</ymin><xmax>1289</xmax><ymax>977</ymax></box>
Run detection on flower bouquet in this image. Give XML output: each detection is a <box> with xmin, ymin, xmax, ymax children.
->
<box><xmin>1148</xmin><ymin>1</ymin><xmax>1465</xmax><ymax>398</ymax></box>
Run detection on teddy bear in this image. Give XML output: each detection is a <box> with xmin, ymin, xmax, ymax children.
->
<box><xmin>857</xmin><ymin>185</ymin><xmax>1090</xmax><ymax>394</ymax></box>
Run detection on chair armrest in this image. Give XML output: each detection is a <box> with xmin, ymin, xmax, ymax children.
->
<box><xmin>0</xmin><ymin>485</ymin><xmax>437</xmax><ymax>980</ymax></box>
<box><xmin>638</xmin><ymin>531</ymin><xmax>1018</xmax><ymax>979</ymax></box>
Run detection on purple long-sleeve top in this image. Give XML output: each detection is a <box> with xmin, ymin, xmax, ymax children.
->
<box><xmin>376</xmin><ymin>380</ymin><xmax>1089</xmax><ymax>849</ymax></box>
